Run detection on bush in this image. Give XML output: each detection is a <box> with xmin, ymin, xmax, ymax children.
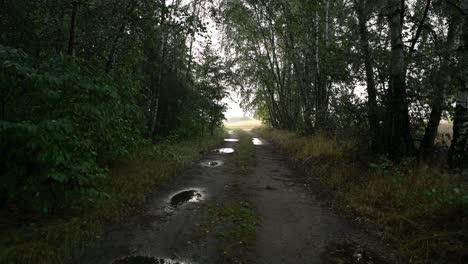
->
<box><xmin>0</xmin><ymin>46</ymin><xmax>145</xmax><ymax>212</ymax></box>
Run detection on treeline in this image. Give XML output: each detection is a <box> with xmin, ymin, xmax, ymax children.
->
<box><xmin>0</xmin><ymin>0</ymin><xmax>226</xmax><ymax>212</ymax></box>
<box><xmin>220</xmin><ymin>0</ymin><xmax>468</xmax><ymax>165</ymax></box>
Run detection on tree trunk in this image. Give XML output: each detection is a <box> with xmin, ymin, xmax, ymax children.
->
<box><xmin>151</xmin><ymin>0</ymin><xmax>169</xmax><ymax>139</ymax></box>
<box><xmin>314</xmin><ymin>2</ymin><xmax>330</xmax><ymax>130</ymax></box>
<box><xmin>421</xmin><ymin>8</ymin><xmax>461</xmax><ymax>153</ymax></box>
<box><xmin>386</xmin><ymin>0</ymin><xmax>415</xmax><ymax>159</ymax></box>
<box><xmin>448</xmin><ymin>0</ymin><xmax>468</xmax><ymax>168</ymax></box>
<box><xmin>356</xmin><ymin>0</ymin><xmax>380</xmax><ymax>152</ymax></box>
<box><xmin>67</xmin><ymin>1</ymin><xmax>78</xmax><ymax>56</ymax></box>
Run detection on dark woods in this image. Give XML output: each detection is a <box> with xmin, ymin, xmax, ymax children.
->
<box><xmin>220</xmin><ymin>0</ymin><xmax>468</xmax><ymax>165</ymax></box>
<box><xmin>0</xmin><ymin>0</ymin><xmax>227</xmax><ymax>212</ymax></box>
<box><xmin>1</xmin><ymin>0</ymin><xmax>468</xmax><ymax>214</ymax></box>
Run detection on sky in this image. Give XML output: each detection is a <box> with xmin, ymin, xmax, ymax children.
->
<box><xmin>183</xmin><ymin>0</ymin><xmax>248</xmax><ymax>118</ymax></box>
<box><xmin>223</xmin><ymin>91</ymin><xmax>250</xmax><ymax>118</ymax></box>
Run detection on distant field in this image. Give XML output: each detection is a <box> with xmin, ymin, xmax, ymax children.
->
<box><xmin>224</xmin><ymin>119</ymin><xmax>263</xmax><ymax>130</ymax></box>
<box><xmin>436</xmin><ymin>120</ymin><xmax>453</xmax><ymax>146</ymax></box>
<box><xmin>224</xmin><ymin>119</ymin><xmax>453</xmax><ymax>144</ymax></box>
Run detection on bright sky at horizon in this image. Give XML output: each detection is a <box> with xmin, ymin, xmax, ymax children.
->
<box><xmin>181</xmin><ymin>0</ymin><xmax>248</xmax><ymax>118</ymax></box>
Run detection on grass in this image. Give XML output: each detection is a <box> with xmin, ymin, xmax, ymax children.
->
<box><xmin>0</xmin><ymin>131</ymin><xmax>226</xmax><ymax>264</ymax></box>
<box><xmin>255</xmin><ymin>127</ymin><xmax>468</xmax><ymax>264</ymax></box>
<box><xmin>204</xmin><ymin>130</ymin><xmax>259</xmax><ymax>264</ymax></box>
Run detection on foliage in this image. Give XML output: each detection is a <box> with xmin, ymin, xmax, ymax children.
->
<box><xmin>0</xmin><ymin>0</ymin><xmax>228</xmax><ymax>212</ymax></box>
<box><xmin>0</xmin><ymin>46</ymin><xmax>145</xmax><ymax>211</ymax></box>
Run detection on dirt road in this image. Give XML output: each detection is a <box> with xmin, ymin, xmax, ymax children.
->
<box><xmin>74</xmin><ymin>131</ymin><xmax>379</xmax><ymax>264</ymax></box>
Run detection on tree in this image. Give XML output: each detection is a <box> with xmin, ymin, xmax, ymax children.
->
<box><xmin>197</xmin><ymin>45</ymin><xmax>228</xmax><ymax>136</ymax></box>
<box><xmin>448</xmin><ymin>0</ymin><xmax>468</xmax><ymax>168</ymax></box>
<box><xmin>385</xmin><ymin>0</ymin><xmax>415</xmax><ymax>158</ymax></box>
<box><xmin>354</xmin><ymin>0</ymin><xmax>380</xmax><ymax>152</ymax></box>
<box><xmin>420</xmin><ymin>0</ymin><xmax>462</xmax><ymax>154</ymax></box>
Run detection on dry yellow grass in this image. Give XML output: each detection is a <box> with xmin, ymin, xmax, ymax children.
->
<box><xmin>436</xmin><ymin>120</ymin><xmax>453</xmax><ymax>146</ymax></box>
<box><xmin>255</xmin><ymin>127</ymin><xmax>468</xmax><ymax>263</ymax></box>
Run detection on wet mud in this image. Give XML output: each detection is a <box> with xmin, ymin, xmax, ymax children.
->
<box><xmin>320</xmin><ymin>242</ymin><xmax>388</xmax><ymax>264</ymax></box>
<box><xmin>74</xmin><ymin>131</ymin><xmax>387</xmax><ymax>264</ymax></box>
<box><xmin>112</xmin><ymin>256</ymin><xmax>188</xmax><ymax>264</ymax></box>
<box><xmin>199</xmin><ymin>160</ymin><xmax>223</xmax><ymax>168</ymax></box>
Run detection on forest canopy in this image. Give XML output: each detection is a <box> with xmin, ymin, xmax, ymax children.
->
<box><xmin>218</xmin><ymin>0</ymin><xmax>468</xmax><ymax>166</ymax></box>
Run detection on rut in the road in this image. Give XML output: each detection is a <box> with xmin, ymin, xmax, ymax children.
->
<box><xmin>73</xmin><ymin>131</ymin><xmax>383</xmax><ymax>264</ymax></box>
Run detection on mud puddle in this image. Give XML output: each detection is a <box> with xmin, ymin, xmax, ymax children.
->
<box><xmin>112</xmin><ymin>256</ymin><xmax>188</xmax><ymax>264</ymax></box>
<box><xmin>212</xmin><ymin>148</ymin><xmax>235</xmax><ymax>154</ymax></box>
<box><xmin>224</xmin><ymin>138</ymin><xmax>239</xmax><ymax>142</ymax></box>
<box><xmin>200</xmin><ymin>160</ymin><xmax>223</xmax><ymax>168</ymax></box>
<box><xmin>170</xmin><ymin>189</ymin><xmax>203</xmax><ymax>208</ymax></box>
<box><xmin>321</xmin><ymin>242</ymin><xmax>387</xmax><ymax>264</ymax></box>
<box><xmin>252</xmin><ymin>138</ymin><xmax>264</xmax><ymax>145</ymax></box>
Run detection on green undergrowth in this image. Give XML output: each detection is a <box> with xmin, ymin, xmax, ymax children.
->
<box><xmin>255</xmin><ymin>127</ymin><xmax>468</xmax><ymax>264</ymax></box>
<box><xmin>205</xmin><ymin>130</ymin><xmax>259</xmax><ymax>264</ymax></box>
<box><xmin>0</xmin><ymin>131</ymin><xmax>225</xmax><ymax>264</ymax></box>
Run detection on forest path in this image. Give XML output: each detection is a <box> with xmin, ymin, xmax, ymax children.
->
<box><xmin>245</xmin><ymin>132</ymin><xmax>349</xmax><ymax>263</ymax></box>
<box><xmin>73</xmin><ymin>131</ymin><xmax>368</xmax><ymax>264</ymax></box>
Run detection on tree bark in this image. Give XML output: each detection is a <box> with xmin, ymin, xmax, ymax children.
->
<box><xmin>67</xmin><ymin>1</ymin><xmax>78</xmax><ymax>56</ymax></box>
<box><xmin>386</xmin><ymin>0</ymin><xmax>415</xmax><ymax>159</ymax></box>
<box><xmin>356</xmin><ymin>0</ymin><xmax>380</xmax><ymax>152</ymax></box>
<box><xmin>448</xmin><ymin>0</ymin><xmax>468</xmax><ymax>168</ymax></box>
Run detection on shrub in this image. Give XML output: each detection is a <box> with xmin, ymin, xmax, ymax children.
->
<box><xmin>0</xmin><ymin>46</ymin><xmax>145</xmax><ymax>212</ymax></box>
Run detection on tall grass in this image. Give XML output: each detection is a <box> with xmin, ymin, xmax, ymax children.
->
<box><xmin>0</xmin><ymin>132</ymin><xmax>226</xmax><ymax>264</ymax></box>
<box><xmin>256</xmin><ymin>127</ymin><xmax>468</xmax><ymax>263</ymax></box>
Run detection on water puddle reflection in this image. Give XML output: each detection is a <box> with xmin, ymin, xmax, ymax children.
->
<box><xmin>224</xmin><ymin>138</ymin><xmax>239</xmax><ymax>142</ymax></box>
<box><xmin>200</xmin><ymin>160</ymin><xmax>224</xmax><ymax>168</ymax></box>
<box><xmin>252</xmin><ymin>138</ymin><xmax>264</xmax><ymax>145</ymax></box>
<box><xmin>113</xmin><ymin>256</ymin><xmax>188</xmax><ymax>264</ymax></box>
<box><xmin>170</xmin><ymin>189</ymin><xmax>203</xmax><ymax>208</ymax></box>
<box><xmin>212</xmin><ymin>148</ymin><xmax>235</xmax><ymax>154</ymax></box>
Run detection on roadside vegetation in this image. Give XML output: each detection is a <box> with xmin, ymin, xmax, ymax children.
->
<box><xmin>0</xmin><ymin>1</ymin><xmax>228</xmax><ymax>263</ymax></box>
<box><xmin>0</xmin><ymin>132</ymin><xmax>225</xmax><ymax>264</ymax></box>
<box><xmin>256</xmin><ymin>127</ymin><xmax>468</xmax><ymax>263</ymax></box>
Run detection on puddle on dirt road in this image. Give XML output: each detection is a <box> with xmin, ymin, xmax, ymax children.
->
<box><xmin>228</xmin><ymin>130</ymin><xmax>234</xmax><ymax>135</ymax></box>
<box><xmin>200</xmin><ymin>160</ymin><xmax>224</xmax><ymax>168</ymax></box>
<box><xmin>170</xmin><ymin>189</ymin><xmax>203</xmax><ymax>208</ymax></box>
<box><xmin>212</xmin><ymin>148</ymin><xmax>235</xmax><ymax>154</ymax></box>
<box><xmin>252</xmin><ymin>137</ymin><xmax>264</xmax><ymax>145</ymax></box>
<box><xmin>321</xmin><ymin>242</ymin><xmax>387</xmax><ymax>264</ymax></box>
<box><xmin>112</xmin><ymin>256</ymin><xmax>188</xmax><ymax>264</ymax></box>
<box><xmin>224</xmin><ymin>138</ymin><xmax>239</xmax><ymax>142</ymax></box>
